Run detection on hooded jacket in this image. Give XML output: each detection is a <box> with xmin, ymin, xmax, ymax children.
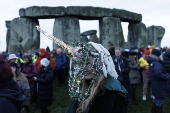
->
<box><xmin>162</xmin><ymin>50</ymin><xmax>170</xmax><ymax>73</ymax></box>
<box><xmin>0</xmin><ymin>80</ymin><xmax>25</xmax><ymax>113</ymax></box>
<box><xmin>147</xmin><ymin>57</ymin><xmax>170</xmax><ymax>97</ymax></box>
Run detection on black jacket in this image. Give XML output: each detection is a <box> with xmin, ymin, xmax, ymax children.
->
<box><xmin>0</xmin><ymin>80</ymin><xmax>25</xmax><ymax>113</ymax></box>
<box><xmin>88</xmin><ymin>89</ymin><xmax>126</xmax><ymax>113</ymax></box>
<box><xmin>162</xmin><ymin>50</ymin><xmax>170</xmax><ymax>73</ymax></box>
<box><xmin>111</xmin><ymin>56</ymin><xmax>130</xmax><ymax>82</ymax></box>
<box><xmin>36</xmin><ymin>65</ymin><xmax>54</xmax><ymax>108</ymax></box>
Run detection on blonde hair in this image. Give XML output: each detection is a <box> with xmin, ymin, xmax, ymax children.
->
<box><xmin>76</xmin><ymin>74</ymin><xmax>106</xmax><ymax>113</ymax></box>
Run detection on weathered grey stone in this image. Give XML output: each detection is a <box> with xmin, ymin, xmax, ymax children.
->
<box><xmin>147</xmin><ymin>26</ymin><xmax>165</xmax><ymax>47</ymax></box>
<box><xmin>99</xmin><ymin>17</ymin><xmax>124</xmax><ymax>48</ymax></box>
<box><xmin>5</xmin><ymin>21</ymin><xmax>11</xmax><ymax>50</ymax></box>
<box><xmin>67</xmin><ymin>6</ymin><xmax>113</xmax><ymax>20</ymax></box>
<box><xmin>81</xmin><ymin>30</ymin><xmax>97</xmax><ymax>36</ymax></box>
<box><xmin>53</xmin><ymin>17</ymin><xmax>80</xmax><ymax>49</ymax></box>
<box><xmin>81</xmin><ymin>36</ymin><xmax>89</xmax><ymax>42</ymax></box>
<box><xmin>9</xmin><ymin>18</ymin><xmax>40</xmax><ymax>54</ymax></box>
<box><xmin>128</xmin><ymin>22</ymin><xmax>147</xmax><ymax>48</ymax></box>
<box><xmin>113</xmin><ymin>8</ymin><xmax>142</xmax><ymax>22</ymax></box>
<box><xmin>89</xmin><ymin>35</ymin><xmax>99</xmax><ymax>43</ymax></box>
<box><xmin>19</xmin><ymin>8</ymin><xmax>26</xmax><ymax>17</ymax></box>
<box><xmin>19</xmin><ymin>6</ymin><xmax>66</xmax><ymax>18</ymax></box>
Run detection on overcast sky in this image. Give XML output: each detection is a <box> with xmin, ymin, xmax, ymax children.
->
<box><xmin>0</xmin><ymin>0</ymin><xmax>170</xmax><ymax>52</ymax></box>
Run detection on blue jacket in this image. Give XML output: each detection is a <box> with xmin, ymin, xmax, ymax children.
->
<box><xmin>56</xmin><ymin>53</ymin><xmax>67</xmax><ymax>69</ymax></box>
<box><xmin>147</xmin><ymin>57</ymin><xmax>170</xmax><ymax>97</ymax></box>
<box><xmin>0</xmin><ymin>80</ymin><xmax>25</xmax><ymax>113</ymax></box>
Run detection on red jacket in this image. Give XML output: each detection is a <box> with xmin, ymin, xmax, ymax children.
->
<box><xmin>35</xmin><ymin>53</ymin><xmax>54</xmax><ymax>72</ymax></box>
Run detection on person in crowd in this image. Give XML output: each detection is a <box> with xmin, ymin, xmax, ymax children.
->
<box><xmin>147</xmin><ymin>49</ymin><xmax>170</xmax><ymax>113</ymax></box>
<box><xmin>2</xmin><ymin>51</ymin><xmax>8</xmax><ymax>59</ymax></box>
<box><xmin>16</xmin><ymin>51</ymin><xmax>23</xmax><ymax>58</ymax></box>
<box><xmin>122</xmin><ymin>49</ymin><xmax>130</xmax><ymax>59</ymax></box>
<box><xmin>35</xmin><ymin>48</ymin><xmax>50</xmax><ymax>72</ymax></box>
<box><xmin>50</xmin><ymin>52</ymin><xmax>57</xmax><ymax>79</ymax></box>
<box><xmin>108</xmin><ymin>46</ymin><xmax>115</xmax><ymax>56</ymax></box>
<box><xmin>138</xmin><ymin>49</ymin><xmax>153</xmax><ymax>100</ymax></box>
<box><xmin>28</xmin><ymin>50</ymin><xmax>37</xmax><ymax>63</ymax></box>
<box><xmin>0</xmin><ymin>55</ymin><xmax>25</xmax><ymax>113</ymax></box>
<box><xmin>22</xmin><ymin>54</ymin><xmax>37</xmax><ymax>103</ymax></box>
<box><xmin>56</xmin><ymin>48</ymin><xmax>67</xmax><ymax>86</ymax></box>
<box><xmin>130</xmin><ymin>46</ymin><xmax>142</xmax><ymax>58</ymax></box>
<box><xmin>129</xmin><ymin>52</ymin><xmax>141</xmax><ymax>105</ymax></box>
<box><xmin>9</xmin><ymin>62</ymin><xmax>31</xmax><ymax>113</ymax></box>
<box><xmin>162</xmin><ymin>49</ymin><xmax>170</xmax><ymax>74</ymax></box>
<box><xmin>8</xmin><ymin>54</ymin><xmax>18</xmax><ymax>63</ymax></box>
<box><xmin>16</xmin><ymin>51</ymin><xmax>25</xmax><ymax>66</ymax></box>
<box><xmin>112</xmin><ymin>47</ymin><xmax>131</xmax><ymax>111</ymax></box>
<box><xmin>66</xmin><ymin>42</ymin><xmax>127</xmax><ymax>113</ymax></box>
<box><xmin>33</xmin><ymin>58</ymin><xmax>54</xmax><ymax>113</ymax></box>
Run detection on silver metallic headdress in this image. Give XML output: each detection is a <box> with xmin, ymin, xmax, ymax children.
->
<box><xmin>36</xmin><ymin>26</ymin><xmax>118</xmax><ymax>100</ymax></box>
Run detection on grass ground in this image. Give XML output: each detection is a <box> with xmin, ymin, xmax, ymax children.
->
<box><xmin>30</xmin><ymin>77</ymin><xmax>170</xmax><ymax>113</ymax></box>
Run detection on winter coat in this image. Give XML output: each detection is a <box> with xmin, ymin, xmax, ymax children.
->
<box><xmin>129</xmin><ymin>60</ymin><xmax>141</xmax><ymax>84</ymax></box>
<box><xmin>36</xmin><ymin>65</ymin><xmax>54</xmax><ymax>108</ymax></box>
<box><xmin>138</xmin><ymin>57</ymin><xmax>149</xmax><ymax>69</ymax></box>
<box><xmin>13</xmin><ymin>73</ymin><xmax>31</xmax><ymax>106</ymax></box>
<box><xmin>50</xmin><ymin>57</ymin><xmax>56</xmax><ymax>70</ymax></box>
<box><xmin>112</xmin><ymin>56</ymin><xmax>131</xmax><ymax>101</ymax></box>
<box><xmin>56</xmin><ymin>52</ymin><xmax>67</xmax><ymax>69</ymax></box>
<box><xmin>162</xmin><ymin>50</ymin><xmax>170</xmax><ymax>73</ymax></box>
<box><xmin>0</xmin><ymin>80</ymin><xmax>25</xmax><ymax>113</ymax></box>
<box><xmin>147</xmin><ymin>57</ymin><xmax>170</xmax><ymax>97</ymax></box>
<box><xmin>65</xmin><ymin>78</ymin><xmax>127</xmax><ymax>113</ymax></box>
<box><xmin>22</xmin><ymin>62</ymin><xmax>37</xmax><ymax>84</ymax></box>
<box><xmin>35</xmin><ymin>53</ymin><xmax>54</xmax><ymax>72</ymax></box>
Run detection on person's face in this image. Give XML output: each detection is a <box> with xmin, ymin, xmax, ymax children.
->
<box><xmin>83</xmin><ymin>58</ymin><xmax>96</xmax><ymax>81</ymax></box>
<box><xmin>144</xmin><ymin>54</ymin><xmax>149</xmax><ymax>58</ymax></box>
<box><xmin>39</xmin><ymin>52</ymin><xmax>44</xmax><ymax>56</ymax></box>
<box><xmin>28</xmin><ymin>50</ymin><xmax>32</xmax><ymax>55</ymax></box>
<box><xmin>50</xmin><ymin>53</ymin><xmax>54</xmax><ymax>57</ymax></box>
<box><xmin>115</xmin><ymin>50</ymin><xmax>121</xmax><ymax>57</ymax></box>
<box><xmin>56</xmin><ymin>49</ymin><xmax>62</xmax><ymax>54</ymax></box>
<box><xmin>133</xmin><ymin>55</ymin><xmax>137</xmax><ymax>58</ymax></box>
<box><xmin>24</xmin><ymin>58</ymin><xmax>29</xmax><ymax>63</ymax></box>
<box><xmin>17</xmin><ymin>52</ymin><xmax>20</xmax><ymax>55</ymax></box>
<box><xmin>10</xmin><ymin>59</ymin><xmax>16</xmax><ymax>63</ymax></box>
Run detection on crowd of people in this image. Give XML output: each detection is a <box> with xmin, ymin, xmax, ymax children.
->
<box><xmin>0</xmin><ymin>47</ymin><xmax>69</xmax><ymax>113</ymax></box>
<box><xmin>0</xmin><ymin>44</ymin><xmax>170</xmax><ymax>113</ymax></box>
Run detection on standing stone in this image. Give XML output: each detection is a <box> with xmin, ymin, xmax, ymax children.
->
<box><xmin>53</xmin><ymin>17</ymin><xmax>80</xmax><ymax>49</ymax></box>
<box><xmin>81</xmin><ymin>30</ymin><xmax>99</xmax><ymax>43</ymax></box>
<box><xmin>99</xmin><ymin>17</ymin><xmax>124</xmax><ymax>48</ymax></box>
<box><xmin>128</xmin><ymin>22</ymin><xmax>147</xmax><ymax>48</ymax></box>
<box><xmin>89</xmin><ymin>35</ymin><xmax>99</xmax><ymax>43</ymax></box>
<box><xmin>147</xmin><ymin>26</ymin><xmax>165</xmax><ymax>47</ymax></box>
<box><xmin>5</xmin><ymin>21</ymin><xmax>11</xmax><ymax>51</ymax></box>
<box><xmin>9</xmin><ymin>17</ymin><xmax>40</xmax><ymax>54</ymax></box>
<box><xmin>81</xmin><ymin>36</ymin><xmax>89</xmax><ymax>42</ymax></box>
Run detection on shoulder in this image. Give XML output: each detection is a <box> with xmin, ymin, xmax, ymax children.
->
<box><xmin>103</xmin><ymin>78</ymin><xmax>127</xmax><ymax>95</ymax></box>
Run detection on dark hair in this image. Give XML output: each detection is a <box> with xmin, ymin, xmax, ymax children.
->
<box><xmin>0</xmin><ymin>55</ymin><xmax>13</xmax><ymax>84</ymax></box>
<box><xmin>23</xmin><ymin>54</ymin><xmax>32</xmax><ymax>63</ymax></box>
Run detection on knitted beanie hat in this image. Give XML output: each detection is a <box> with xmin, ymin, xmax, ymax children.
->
<box><xmin>151</xmin><ymin>49</ymin><xmax>161</xmax><ymax>57</ymax></box>
<box><xmin>144</xmin><ymin>49</ymin><xmax>150</xmax><ymax>55</ymax></box>
<box><xmin>39</xmin><ymin>48</ymin><xmax>46</xmax><ymax>54</ymax></box>
<box><xmin>40</xmin><ymin>58</ymin><xmax>50</xmax><ymax>67</ymax></box>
